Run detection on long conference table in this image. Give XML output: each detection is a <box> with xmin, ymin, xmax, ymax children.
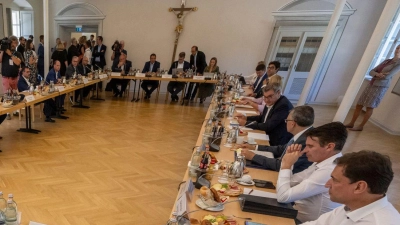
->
<box><xmin>0</xmin><ymin>76</ymin><xmax>107</xmax><ymax>134</ymax></box>
<box><xmin>168</xmin><ymin>86</ymin><xmax>296</xmax><ymax>224</ymax></box>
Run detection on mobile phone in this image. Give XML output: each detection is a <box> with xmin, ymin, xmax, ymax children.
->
<box><xmin>245</xmin><ymin>221</ymin><xmax>267</xmax><ymax>225</ymax></box>
<box><xmin>253</xmin><ymin>179</ymin><xmax>276</xmax><ymax>189</ymax></box>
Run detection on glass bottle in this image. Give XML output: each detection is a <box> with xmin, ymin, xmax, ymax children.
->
<box><xmin>189</xmin><ymin>147</ymin><xmax>201</xmax><ymax>177</ymax></box>
<box><xmin>199</xmin><ymin>149</ymin><xmax>210</xmax><ymax>170</ymax></box>
<box><xmin>7</xmin><ymin>194</ymin><xmax>16</xmax><ymax>213</ymax></box>
<box><xmin>204</xmin><ymin>119</ymin><xmax>213</xmax><ymax>135</ymax></box>
<box><xmin>4</xmin><ymin>200</ymin><xmax>16</xmax><ymax>224</ymax></box>
<box><xmin>0</xmin><ymin>192</ymin><xmax>6</xmax><ymax>212</ymax></box>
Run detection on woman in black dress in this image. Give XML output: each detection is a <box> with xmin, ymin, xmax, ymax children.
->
<box><xmin>51</xmin><ymin>43</ymin><xmax>68</xmax><ymax>77</ymax></box>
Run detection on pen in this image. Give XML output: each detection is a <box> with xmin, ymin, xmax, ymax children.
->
<box><xmin>248</xmin><ymin>189</ymin><xmax>253</xmax><ymax>195</ymax></box>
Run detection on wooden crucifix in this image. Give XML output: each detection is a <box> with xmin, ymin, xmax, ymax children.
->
<box><xmin>169</xmin><ymin>0</ymin><xmax>197</xmax><ymax>64</ymax></box>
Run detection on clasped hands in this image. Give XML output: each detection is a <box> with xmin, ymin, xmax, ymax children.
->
<box><xmin>281</xmin><ymin>144</ymin><xmax>304</xmax><ymax>170</ymax></box>
<box><xmin>234</xmin><ymin>113</ymin><xmax>247</xmax><ymax>126</ymax></box>
<box><xmin>375</xmin><ymin>72</ymin><xmax>389</xmax><ymax>79</ymax></box>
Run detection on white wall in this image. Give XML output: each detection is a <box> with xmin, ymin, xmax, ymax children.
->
<box><xmin>314</xmin><ymin>0</ymin><xmax>386</xmax><ymax>103</ymax></box>
<box><xmin>48</xmin><ymin>0</ymin><xmax>291</xmax><ymax>75</ymax></box>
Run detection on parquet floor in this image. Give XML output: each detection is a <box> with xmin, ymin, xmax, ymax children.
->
<box><xmin>0</xmin><ymin>92</ymin><xmax>398</xmax><ymax>225</ymax></box>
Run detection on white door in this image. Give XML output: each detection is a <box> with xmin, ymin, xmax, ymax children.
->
<box><xmin>273</xmin><ymin>31</ymin><xmax>303</xmax><ymax>91</ymax></box>
<box><xmin>283</xmin><ymin>32</ymin><xmax>324</xmax><ymax>100</ymax></box>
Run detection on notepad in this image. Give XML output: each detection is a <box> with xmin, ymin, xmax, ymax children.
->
<box><xmin>248</xmin><ymin>132</ymin><xmax>269</xmax><ymax>141</ymax></box>
<box><xmin>243</xmin><ymin>188</ymin><xmax>277</xmax><ymax>199</ymax></box>
<box><xmin>235</xmin><ymin>104</ymin><xmax>253</xmax><ymax>109</ymax></box>
<box><xmin>236</xmin><ymin>110</ymin><xmax>258</xmax><ymax>115</ymax></box>
<box><xmin>251</xmin><ymin>150</ymin><xmax>273</xmax><ymax>158</ymax></box>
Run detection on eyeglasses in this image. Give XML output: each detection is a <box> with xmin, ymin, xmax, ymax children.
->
<box><xmin>263</xmin><ymin>92</ymin><xmax>277</xmax><ymax>100</ymax></box>
<box><xmin>267</xmin><ymin>66</ymin><xmax>275</xmax><ymax>69</ymax></box>
<box><xmin>285</xmin><ymin>119</ymin><xmax>294</xmax><ymax>123</ymax></box>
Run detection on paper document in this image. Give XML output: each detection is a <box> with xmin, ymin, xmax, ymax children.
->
<box><xmin>111</xmin><ymin>72</ymin><xmax>121</xmax><ymax>76</ymax></box>
<box><xmin>236</xmin><ymin>110</ymin><xmax>258</xmax><ymax>115</ymax></box>
<box><xmin>243</xmin><ymin>188</ymin><xmax>277</xmax><ymax>199</ymax></box>
<box><xmin>29</xmin><ymin>222</ymin><xmax>47</xmax><ymax>225</ymax></box>
<box><xmin>251</xmin><ymin>150</ymin><xmax>273</xmax><ymax>158</ymax></box>
<box><xmin>248</xmin><ymin>132</ymin><xmax>269</xmax><ymax>141</ymax></box>
<box><xmin>235</xmin><ymin>104</ymin><xmax>253</xmax><ymax>109</ymax></box>
<box><xmin>239</xmin><ymin>126</ymin><xmax>253</xmax><ymax>131</ymax></box>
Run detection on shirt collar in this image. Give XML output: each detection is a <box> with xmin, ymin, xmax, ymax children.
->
<box><xmin>22</xmin><ymin>76</ymin><xmax>30</xmax><ymax>86</ymax></box>
<box><xmin>346</xmin><ymin>196</ymin><xmax>389</xmax><ymax>222</ymax></box>
<box><xmin>293</xmin><ymin>126</ymin><xmax>312</xmax><ymax>142</ymax></box>
<box><xmin>315</xmin><ymin>152</ymin><xmax>342</xmax><ymax>169</ymax></box>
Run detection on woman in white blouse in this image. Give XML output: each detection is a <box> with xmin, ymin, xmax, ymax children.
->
<box><xmin>84</xmin><ymin>40</ymin><xmax>92</xmax><ymax>63</ymax></box>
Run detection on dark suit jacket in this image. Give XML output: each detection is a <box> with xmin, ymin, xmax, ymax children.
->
<box><xmin>190</xmin><ymin>51</ymin><xmax>207</xmax><ymax>74</ymax></box>
<box><xmin>253</xmin><ymin>73</ymin><xmax>268</xmax><ymax>95</ymax></box>
<box><xmin>17</xmin><ymin>75</ymin><xmax>30</xmax><ymax>92</ymax></box>
<box><xmin>252</xmin><ymin>127</ymin><xmax>313</xmax><ymax>174</ymax></box>
<box><xmin>78</xmin><ymin>64</ymin><xmax>91</xmax><ymax>76</ymax></box>
<box><xmin>168</xmin><ymin>61</ymin><xmax>190</xmax><ymax>74</ymax></box>
<box><xmin>37</xmin><ymin>43</ymin><xmax>44</xmax><ymax>75</ymax></box>
<box><xmin>65</xmin><ymin>64</ymin><xmax>79</xmax><ymax>80</ymax></box>
<box><xmin>67</xmin><ymin>45</ymin><xmax>80</xmax><ymax>65</ymax></box>
<box><xmin>142</xmin><ymin>61</ymin><xmax>160</xmax><ymax>73</ymax></box>
<box><xmin>92</xmin><ymin>44</ymin><xmax>107</xmax><ymax>67</ymax></box>
<box><xmin>45</xmin><ymin>69</ymin><xmax>61</xmax><ymax>84</ymax></box>
<box><xmin>246</xmin><ymin>95</ymin><xmax>294</xmax><ymax>146</ymax></box>
<box><xmin>113</xmin><ymin>60</ymin><xmax>132</xmax><ymax>74</ymax></box>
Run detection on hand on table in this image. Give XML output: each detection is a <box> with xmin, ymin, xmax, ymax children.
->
<box><xmin>237</xmin><ymin>143</ymin><xmax>256</xmax><ymax>150</ymax></box>
<box><xmin>241</xmin><ymin>148</ymin><xmax>256</xmax><ymax>160</ymax></box>
<box><xmin>281</xmin><ymin>144</ymin><xmax>304</xmax><ymax>169</ymax></box>
<box><xmin>237</xmin><ymin>116</ymin><xmax>247</xmax><ymax>126</ymax></box>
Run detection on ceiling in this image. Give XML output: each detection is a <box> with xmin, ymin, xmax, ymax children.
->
<box><xmin>13</xmin><ymin>0</ymin><xmax>32</xmax><ymax>9</ymax></box>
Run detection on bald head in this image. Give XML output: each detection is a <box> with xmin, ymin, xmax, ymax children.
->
<box><xmin>71</xmin><ymin>56</ymin><xmax>79</xmax><ymax>67</ymax></box>
<box><xmin>82</xmin><ymin>56</ymin><xmax>89</xmax><ymax>66</ymax></box>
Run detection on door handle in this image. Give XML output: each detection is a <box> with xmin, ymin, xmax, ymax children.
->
<box><xmin>294</xmin><ymin>64</ymin><xmax>297</xmax><ymax>70</ymax></box>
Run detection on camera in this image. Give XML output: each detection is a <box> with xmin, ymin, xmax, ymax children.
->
<box><xmin>0</xmin><ymin>37</ymin><xmax>11</xmax><ymax>51</ymax></box>
<box><xmin>112</xmin><ymin>40</ymin><xmax>121</xmax><ymax>52</ymax></box>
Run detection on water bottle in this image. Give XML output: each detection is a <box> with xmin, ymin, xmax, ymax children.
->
<box><xmin>0</xmin><ymin>192</ymin><xmax>6</xmax><ymax>212</ymax></box>
<box><xmin>7</xmin><ymin>195</ymin><xmax>16</xmax><ymax>213</ymax></box>
<box><xmin>4</xmin><ymin>200</ymin><xmax>16</xmax><ymax>225</ymax></box>
<box><xmin>189</xmin><ymin>147</ymin><xmax>201</xmax><ymax>177</ymax></box>
<box><xmin>204</xmin><ymin>119</ymin><xmax>213</xmax><ymax>135</ymax></box>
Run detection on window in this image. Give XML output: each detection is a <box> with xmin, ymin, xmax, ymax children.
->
<box><xmin>367</xmin><ymin>6</ymin><xmax>400</xmax><ymax>77</ymax></box>
<box><xmin>11</xmin><ymin>10</ymin><xmax>20</xmax><ymax>37</ymax></box>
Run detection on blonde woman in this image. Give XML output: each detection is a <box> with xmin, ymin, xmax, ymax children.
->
<box><xmin>198</xmin><ymin>57</ymin><xmax>220</xmax><ymax>103</ymax></box>
<box><xmin>241</xmin><ymin>74</ymin><xmax>283</xmax><ymax>114</ymax></box>
<box><xmin>51</xmin><ymin>43</ymin><xmax>68</xmax><ymax>76</ymax></box>
<box><xmin>78</xmin><ymin>36</ymin><xmax>87</xmax><ymax>62</ymax></box>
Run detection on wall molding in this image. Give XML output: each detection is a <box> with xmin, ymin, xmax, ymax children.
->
<box><xmin>370</xmin><ymin>118</ymin><xmax>400</xmax><ymax>136</ymax></box>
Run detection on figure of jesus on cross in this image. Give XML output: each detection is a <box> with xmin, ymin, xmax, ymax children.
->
<box><xmin>169</xmin><ymin>0</ymin><xmax>197</xmax><ymax>63</ymax></box>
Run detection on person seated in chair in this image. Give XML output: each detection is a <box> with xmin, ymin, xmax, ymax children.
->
<box><xmin>71</xmin><ymin>56</ymin><xmax>93</xmax><ymax>104</ymax></box>
<box><xmin>109</xmin><ymin>52</ymin><xmax>132</xmax><ymax>97</ymax></box>
<box><xmin>141</xmin><ymin>53</ymin><xmax>160</xmax><ymax>99</ymax></box>
<box><xmin>167</xmin><ymin>52</ymin><xmax>190</xmax><ymax>102</ymax></box>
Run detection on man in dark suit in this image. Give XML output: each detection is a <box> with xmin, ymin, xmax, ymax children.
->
<box><xmin>71</xmin><ymin>56</ymin><xmax>92</xmax><ymax>103</ymax></box>
<box><xmin>65</xmin><ymin>56</ymin><xmax>79</xmax><ymax>80</ymax></box>
<box><xmin>109</xmin><ymin>52</ymin><xmax>132</xmax><ymax>97</ymax></box>
<box><xmin>248</xmin><ymin>64</ymin><xmax>268</xmax><ymax>98</ymax></box>
<box><xmin>185</xmin><ymin>46</ymin><xmax>207</xmax><ymax>101</ymax></box>
<box><xmin>17</xmin><ymin>36</ymin><xmax>25</xmax><ymax>55</ymax></box>
<box><xmin>67</xmin><ymin>38</ymin><xmax>79</xmax><ymax>65</ymax></box>
<box><xmin>237</xmin><ymin>83</ymin><xmax>293</xmax><ymax>146</ymax></box>
<box><xmin>92</xmin><ymin>36</ymin><xmax>106</xmax><ymax>90</ymax></box>
<box><xmin>37</xmin><ymin>35</ymin><xmax>44</xmax><ymax>78</ymax></box>
<box><xmin>140</xmin><ymin>53</ymin><xmax>160</xmax><ymax>99</ymax></box>
<box><xmin>240</xmin><ymin>105</ymin><xmax>314</xmax><ymax>174</ymax></box>
<box><xmin>17</xmin><ymin>67</ymin><xmax>31</xmax><ymax>92</ymax></box>
<box><xmin>167</xmin><ymin>52</ymin><xmax>190</xmax><ymax>102</ymax></box>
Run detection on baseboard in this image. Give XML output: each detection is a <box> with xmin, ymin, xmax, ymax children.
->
<box><xmin>369</xmin><ymin>118</ymin><xmax>400</xmax><ymax>136</ymax></box>
<box><xmin>306</xmin><ymin>101</ymin><xmax>338</xmax><ymax>106</ymax></box>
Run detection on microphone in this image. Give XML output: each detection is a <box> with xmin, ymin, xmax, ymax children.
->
<box><xmin>86</xmin><ymin>65</ymin><xmax>94</xmax><ymax>73</ymax></box>
<box><xmin>94</xmin><ymin>64</ymin><xmax>102</xmax><ymax>70</ymax></box>
<box><xmin>245</xmin><ymin>121</ymin><xmax>256</xmax><ymax>127</ymax></box>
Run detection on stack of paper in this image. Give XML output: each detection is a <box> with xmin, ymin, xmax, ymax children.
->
<box><xmin>248</xmin><ymin>132</ymin><xmax>269</xmax><ymax>141</ymax></box>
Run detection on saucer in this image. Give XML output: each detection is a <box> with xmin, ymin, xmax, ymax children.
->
<box><xmin>195</xmin><ymin>199</ymin><xmax>224</xmax><ymax>211</ymax></box>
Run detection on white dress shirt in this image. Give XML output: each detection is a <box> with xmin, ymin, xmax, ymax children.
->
<box><xmin>177</xmin><ymin>62</ymin><xmax>184</xmax><ymax>69</ymax></box>
<box><xmin>84</xmin><ymin>48</ymin><xmax>92</xmax><ymax>61</ymax></box>
<box><xmin>95</xmin><ymin>44</ymin><xmax>102</xmax><ymax>62</ymax></box>
<box><xmin>277</xmin><ymin>153</ymin><xmax>343</xmax><ymax>222</ymax></box>
<box><xmin>301</xmin><ymin>196</ymin><xmax>400</xmax><ymax>225</ymax></box>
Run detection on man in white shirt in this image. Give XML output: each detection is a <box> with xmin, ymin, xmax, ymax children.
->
<box><xmin>302</xmin><ymin>150</ymin><xmax>399</xmax><ymax>225</ymax></box>
<box><xmin>277</xmin><ymin>122</ymin><xmax>348</xmax><ymax>223</ymax></box>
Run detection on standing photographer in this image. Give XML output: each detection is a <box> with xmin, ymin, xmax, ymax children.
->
<box><xmin>0</xmin><ymin>35</ymin><xmax>23</xmax><ymax>119</ymax></box>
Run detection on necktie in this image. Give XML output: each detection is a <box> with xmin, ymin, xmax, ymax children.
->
<box><xmin>279</xmin><ymin>138</ymin><xmax>295</xmax><ymax>159</ymax></box>
<box><xmin>83</xmin><ymin>67</ymin><xmax>86</xmax><ymax>74</ymax></box>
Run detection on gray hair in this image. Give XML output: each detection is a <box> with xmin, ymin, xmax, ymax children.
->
<box><xmin>9</xmin><ymin>35</ymin><xmax>18</xmax><ymax>42</ymax></box>
<box><xmin>291</xmin><ymin>105</ymin><xmax>314</xmax><ymax>127</ymax></box>
<box><xmin>262</xmin><ymin>83</ymin><xmax>281</xmax><ymax>93</ymax></box>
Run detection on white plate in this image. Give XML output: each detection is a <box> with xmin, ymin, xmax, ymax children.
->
<box><xmin>195</xmin><ymin>199</ymin><xmax>224</xmax><ymax>211</ymax></box>
<box><xmin>237</xmin><ymin>180</ymin><xmax>255</xmax><ymax>186</ymax></box>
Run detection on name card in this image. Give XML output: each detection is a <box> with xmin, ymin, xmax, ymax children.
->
<box><xmin>193</xmin><ymin>76</ymin><xmax>205</xmax><ymax>80</ymax></box>
<box><xmin>177</xmin><ymin>179</ymin><xmax>194</xmax><ymax>201</ymax></box>
<box><xmin>83</xmin><ymin>78</ymin><xmax>89</xmax><ymax>84</ymax></box>
<box><xmin>175</xmin><ymin>194</ymin><xmax>188</xmax><ymax>218</ymax></box>
<box><xmin>135</xmin><ymin>73</ymin><xmax>145</xmax><ymax>77</ymax></box>
<box><xmin>25</xmin><ymin>95</ymin><xmax>35</xmax><ymax>103</ymax></box>
<box><xmin>111</xmin><ymin>72</ymin><xmax>121</xmax><ymax>76</ymax></box>
<box><xmin>57</xmin><ymin>86</ymin><xmax>65</xmax><ymax>91</ymax></box>
<box><xmin>99</xmin><ymin>74</ymin><xmax>107</xmax><ymax>79</ymax></box>
<box><xmin>162</xmin><ymin>74</ymin><xmax>173</xmax><ymax>79</ymax></box>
